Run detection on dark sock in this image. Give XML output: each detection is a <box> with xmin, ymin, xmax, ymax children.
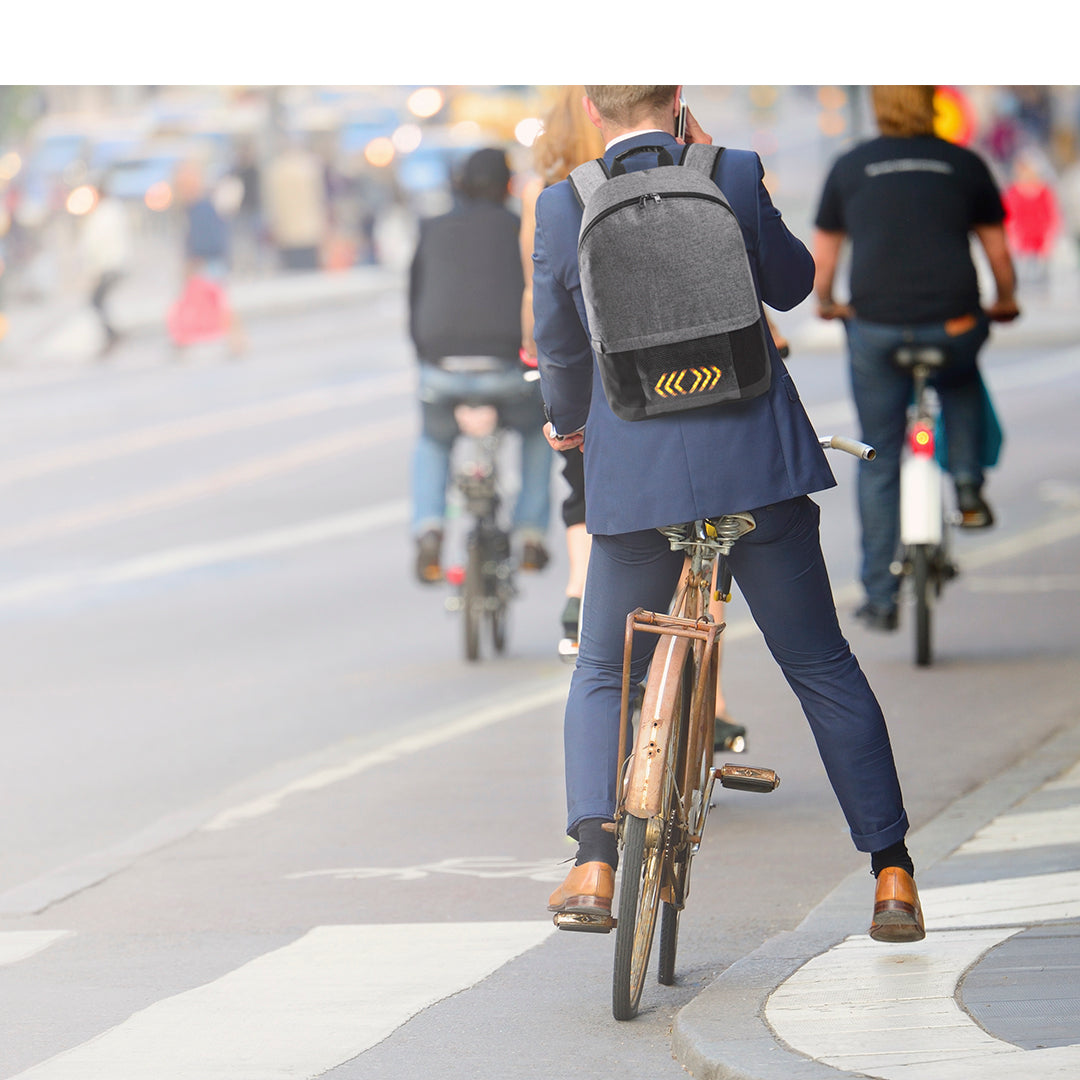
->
<box><xmin>575</xmin><ymin>818</ymin><xmax>618</xmax><ymax>871</ymax></box>
<box><xmin>871</xmin><ymin>839</ymin><xmax>914</xmax><ymax>879</ymax></box>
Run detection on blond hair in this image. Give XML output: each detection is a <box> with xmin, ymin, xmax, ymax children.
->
<box><xmin>532</xmin><ymin>85</ymin><xmax>606</xmax><ymax>185</ymax></box>
<box><xmin>584</xmin><ymin>85</ymin><xmax>678</xmax><ymax>129</ymax></box>
<box><xmin>871</xmin><ymin>86</ymin><xmax>938</xmax><ymax>138</ymax></box>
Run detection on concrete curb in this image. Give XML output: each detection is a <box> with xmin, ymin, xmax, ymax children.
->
<box><xmin>671</xmin><ymin>717</ymin><xmax>1080</xmax><ymax>1080</ymax></box>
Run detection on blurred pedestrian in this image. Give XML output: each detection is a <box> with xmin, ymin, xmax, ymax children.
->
<box><xmin>409</xmin><ymin>147</ymin><xmax>552</xmax><ymax>583</ymax></box>
<box><xmin>1002</xmin><ymin>152</ymin><xmax>1062</xmax><ymax>286</ymax></box>
<box><xmin>80</xmin><ymin>174</ymin><xmax>131</xmax><ymax>358</ymax></box>
<box><xmin>173</xmin><ymin>161</ymin><xmax>246</xmax><ymax>357</ymax></box>
<box><xmin>231</xmin><ymin>141</ymin><xmax>267</xmax><ymax>274</ymax></box>
<box><xmin>1059</xmin><ymin>138</ymin><xmax>1080</xmax><ymax>271</ymax></box>
<box><xmin>263</xmin><ymin>136</ymin><xmax>328</xmax><ymax>272</ymax></box>
<box><xmin>813</xmin><ymin>85</ymin><xmax>1019</xmax><ymax>632</ymax></box>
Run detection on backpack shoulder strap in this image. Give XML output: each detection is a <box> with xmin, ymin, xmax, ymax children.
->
<box><xmin>678</xmin><ymin>143</ymin><xmax>725</xmax><ymax>180</ymax></box>
<box><xmin>568</xmin><ymin>158</ymin><xmax>611</xmax><ymax>208</ymax></box>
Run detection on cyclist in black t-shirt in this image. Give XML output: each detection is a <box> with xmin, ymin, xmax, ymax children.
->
<box><xmin>813</xmin><ymin>85</ymin><xmax>1019</xmax><ymax>632</ymax></box>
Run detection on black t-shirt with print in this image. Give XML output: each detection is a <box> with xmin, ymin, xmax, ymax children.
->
<box><xmin>815</xmin><ymin>135</ymin><xmax>1005</xmax><ymax>324</ymax></box>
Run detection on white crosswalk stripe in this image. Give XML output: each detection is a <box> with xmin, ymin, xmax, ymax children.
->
<box><xmin>11</xmin><ymin>923</ymin><xmax>554</xmax><ymax>1079</ymax></box>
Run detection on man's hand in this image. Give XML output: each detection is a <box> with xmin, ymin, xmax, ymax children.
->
<box><xmin>680</xmin><ymin>108</ymin><xmax>713</xmax><ymax>147</ymax></box>
<box><xmin>545</xmin><ymin>422</ymin><xmax>584</xmax><ymax>453</ymax></box>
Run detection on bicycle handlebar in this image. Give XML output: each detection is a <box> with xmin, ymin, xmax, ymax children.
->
<box><xmin>819</xmin><ymin>435</ymin><xmax>876</xmax><ymax>461</ymax></box>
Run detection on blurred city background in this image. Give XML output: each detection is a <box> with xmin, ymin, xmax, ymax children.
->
<box><xmin>1</xmin><ymin>84</ymin><xmax>1078</xmax><ymax>364</ymax></box>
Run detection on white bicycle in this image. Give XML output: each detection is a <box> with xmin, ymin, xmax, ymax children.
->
<box><xmin>888</xmin><ymin>344</ymin><xmax>959</xmax><ymax>667</ymax></box>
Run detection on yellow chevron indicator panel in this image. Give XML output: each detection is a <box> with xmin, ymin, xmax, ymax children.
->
<box><xmin>654</xmin><ymin>366</ymin><xmax>724</xmax><ymax>398</ymax></box>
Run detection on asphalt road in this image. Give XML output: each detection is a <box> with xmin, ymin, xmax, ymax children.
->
<box><xmin>0</xmin><ymin>289</ymin><xmax>1078</xmax><ymax>1079</ymax></box>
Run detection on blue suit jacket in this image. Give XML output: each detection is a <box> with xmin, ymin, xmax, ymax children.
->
<box><xmin>533</xmin><ymin>132</ymin><xmax>835</xmax><ymax>536</ymax></box>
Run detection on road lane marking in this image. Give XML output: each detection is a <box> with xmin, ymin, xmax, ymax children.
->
<box><xmin>0</xmin><ymin>931</ymin><xmax>70</xmax><ymax>967</ymax></box>
<box><xmin>0</xmin><ymin>419</ymin><xmax>410</xmax><ymax>551</ymax></box>
<box><xmin>0</xmin><ymin>500</ymin><xmax>409</xmax><ymax>608</ymax></box>
<box><xmin>10</xmin><ymin>922</ymin><xmax>554</xmax><ymax>1079</ymax></box>
<box><xmin>0</xmin><ymin>372</ymin><xmax>413</xmax><ymax>486</ymax></box>
<box><xmin>204</xmin><ymin>680</ymin><xmax>570</xmax><ymax>831</ymax></box>
<box><xmin>0</xmin><ymin>676</ymin><xmax>571</xmax><ymax>916</ymax></box>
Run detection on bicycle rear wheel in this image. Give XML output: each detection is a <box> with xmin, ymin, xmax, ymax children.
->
<box><xmin>613</xmin><ymin>813</ymin><xmax>666</xmax><ymax>1020</ymax></box>
<box><xmin>913</xmin><ymin>544</ymin><xmax>933</xmax><ymax>666</ymax></box>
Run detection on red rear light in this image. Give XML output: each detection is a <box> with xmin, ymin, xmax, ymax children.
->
<box><xmin>910</xmin><ymin>422</ymin><xmax>935</xmax><ymax>457</ymax></box>
<box><xmin>444</xmin><ymin>565</ymin><xmax>466</xmax><ymax>587</ymax></box>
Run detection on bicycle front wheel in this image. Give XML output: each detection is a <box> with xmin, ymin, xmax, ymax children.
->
<box><xmin>463</xmin><ymin>541</ymin><xmax>483</xmax><ymax>662</ymax></box>
<box><xmin>657</xmin><ymin>650</ymin><xmax>697</xmax><ymax>986</ymax></box>
<box><xmin>613</xmin><ymin>813</ymin><xmax>666</xmax><ymax>1020</ymax></box>
<box><xmin>913</xmin><ymin>544</ymin><xmax>933</xmax><ymax>667</ymax></box>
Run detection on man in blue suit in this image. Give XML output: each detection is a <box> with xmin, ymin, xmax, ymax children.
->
<box><xmin>534</xmin><ymin>86</ymin><xmax>924</xmax><ymax>942</ymax></box>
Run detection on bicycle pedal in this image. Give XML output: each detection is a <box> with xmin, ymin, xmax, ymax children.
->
<box><xmin>552</xmin><ymin>911</ymin><xmax>615</xmax><ymax>933</ymax></box>
<box><xmin>714</xmin><ymin>764</ymin><xmax>780</xmax><ymax>793</ymax></box>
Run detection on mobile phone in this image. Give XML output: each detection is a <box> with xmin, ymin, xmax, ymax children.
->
<box><xmin>675</xmin><ymin>99</ymin><xmax>688</xmax><ymax>141</ymax></box>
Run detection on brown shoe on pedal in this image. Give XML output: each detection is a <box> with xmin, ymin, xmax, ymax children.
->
<box><xmin>548</xmin><ymin>861</ymin><xmax>615</xmax><ymax>932</ymax></box>
<box><xmin>869</xmin><ymin>866</ymin><xmax>926</xmax><ymax>943</ymax></box>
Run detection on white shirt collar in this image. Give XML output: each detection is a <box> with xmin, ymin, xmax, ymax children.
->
<box><xmin>605</xmin><ymin>128</ymin><xmax>667</xmax><ymax>150</ymax></box>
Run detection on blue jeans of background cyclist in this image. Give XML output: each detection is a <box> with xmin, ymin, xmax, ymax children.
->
<box><xmin>411</xmin><ymin>364</ymin><xmax>552</xmax><ymax>539</ymax></box>
<box><xmin>844</xmin><ymin>314</ymin><xmax>990</xmax><ymax>613</ymax></box>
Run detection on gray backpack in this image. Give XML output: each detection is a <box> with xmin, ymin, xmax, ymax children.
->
<box><xmin>569</xmin><ymin>143</ymin><xmax>771</xmax><ymax>421</ymax></box>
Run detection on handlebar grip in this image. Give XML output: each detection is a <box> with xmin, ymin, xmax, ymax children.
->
<box><xmin>820</xmin><ymin>435</ymin><xmax>876</xmax><ymax>461</ymax></box>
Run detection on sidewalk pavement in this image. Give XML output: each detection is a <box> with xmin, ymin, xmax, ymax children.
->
<box><xmin>0</xmin><ymin>263</ymin><xmax>406</xmax><ymax>367</ymax></box>
<box><xmin>673</xmin><ymin>717</ymin><xmax>1080</xmax><ymax>1080</ymax></box>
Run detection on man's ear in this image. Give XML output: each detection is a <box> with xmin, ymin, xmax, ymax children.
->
<box><xmin>583</xmin><ymin>95</ymin><xmax>603</xmax><ymax>131</ymax></box>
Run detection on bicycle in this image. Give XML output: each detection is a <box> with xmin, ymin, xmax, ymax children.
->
<box><xmin>887</xmin><ymin>344</ymin><xmax>959</xmax><ymax>667</ymax></box>
<box><xmin>551</xmin><ymin>435</ymin><xmax>875</xmax><ymax>1021</ymax></box>
<box><xmin>443</xmin><ymin>402</ymin><xmax>516</xmax><ymax>663</ymax></box>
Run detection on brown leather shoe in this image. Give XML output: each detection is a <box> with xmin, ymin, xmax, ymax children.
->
<box><xmin>547</xmin><ymin>861</ymin><xmax>615</xmax><ymax>917</ymax></box>
<box><xmin>870</xmin><ymin>866</ymin><xmax>926</xmax><ymax>943</ymax></box>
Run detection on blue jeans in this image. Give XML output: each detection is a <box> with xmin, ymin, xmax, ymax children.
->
<box><xmin>564</xmin><ymin>497</ymin><xmax>909</xmax><ymax>855</ymax></box>
<box><xmin>411</xmin><ymin>364</ymin><xmax>552</xmax><ymax>538</ymax></box>
<box><xmin>845</xmin><ymin>315</ymin><xmax>990</xmax><ymax>611</ymax></box>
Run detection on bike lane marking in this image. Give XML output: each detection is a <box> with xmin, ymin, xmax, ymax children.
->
<box><xmin>9</xmin><ymin>922</ymin><xmax>554</xmax><ymax>1080</ymax></box>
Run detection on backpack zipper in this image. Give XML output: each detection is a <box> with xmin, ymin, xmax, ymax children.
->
<box><xmin>580</xmin><ymin>190</ymin><xmax>730</xmax><ymax>246</ymax></box>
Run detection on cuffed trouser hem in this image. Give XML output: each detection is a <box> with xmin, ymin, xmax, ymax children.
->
<box><xmin>850</xmin><ymin>810</ymin><xmax>909</xmax><ymax>854</ymax></box>
<box><xmin>567</xmin><ymin>806</ymin><xmax>616</xmax><ymax>840</ymax></box>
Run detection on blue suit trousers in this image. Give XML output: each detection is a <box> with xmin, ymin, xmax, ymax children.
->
<box><xmin>564</xmin><ymin>495</ymin><xmax>909</xmax><ymax>854</ymax></box>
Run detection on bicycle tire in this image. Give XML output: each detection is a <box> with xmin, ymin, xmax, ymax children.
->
<box><xmin>613</xmin><ymin>813</ymin><xmax>665</xmax><ymax>1020</ymax></box>
<box><xmin>913</xmin><ymin>544</ymin><xmax>933</xmax><ymax>667</ymax></box>
<box><xmin>657</xmin><ymin>653</ymin><xmax>695</xmax><ymax>986</ymax></box>
<box><xmin>490</xmin><ymin>599</ymin><xmax>508</xmax><ymax>654</ymax></box>
<box><xmin>463</xmin><ymin>540</ymin><xmax>483</xmax><ymax>662</ymax></box>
